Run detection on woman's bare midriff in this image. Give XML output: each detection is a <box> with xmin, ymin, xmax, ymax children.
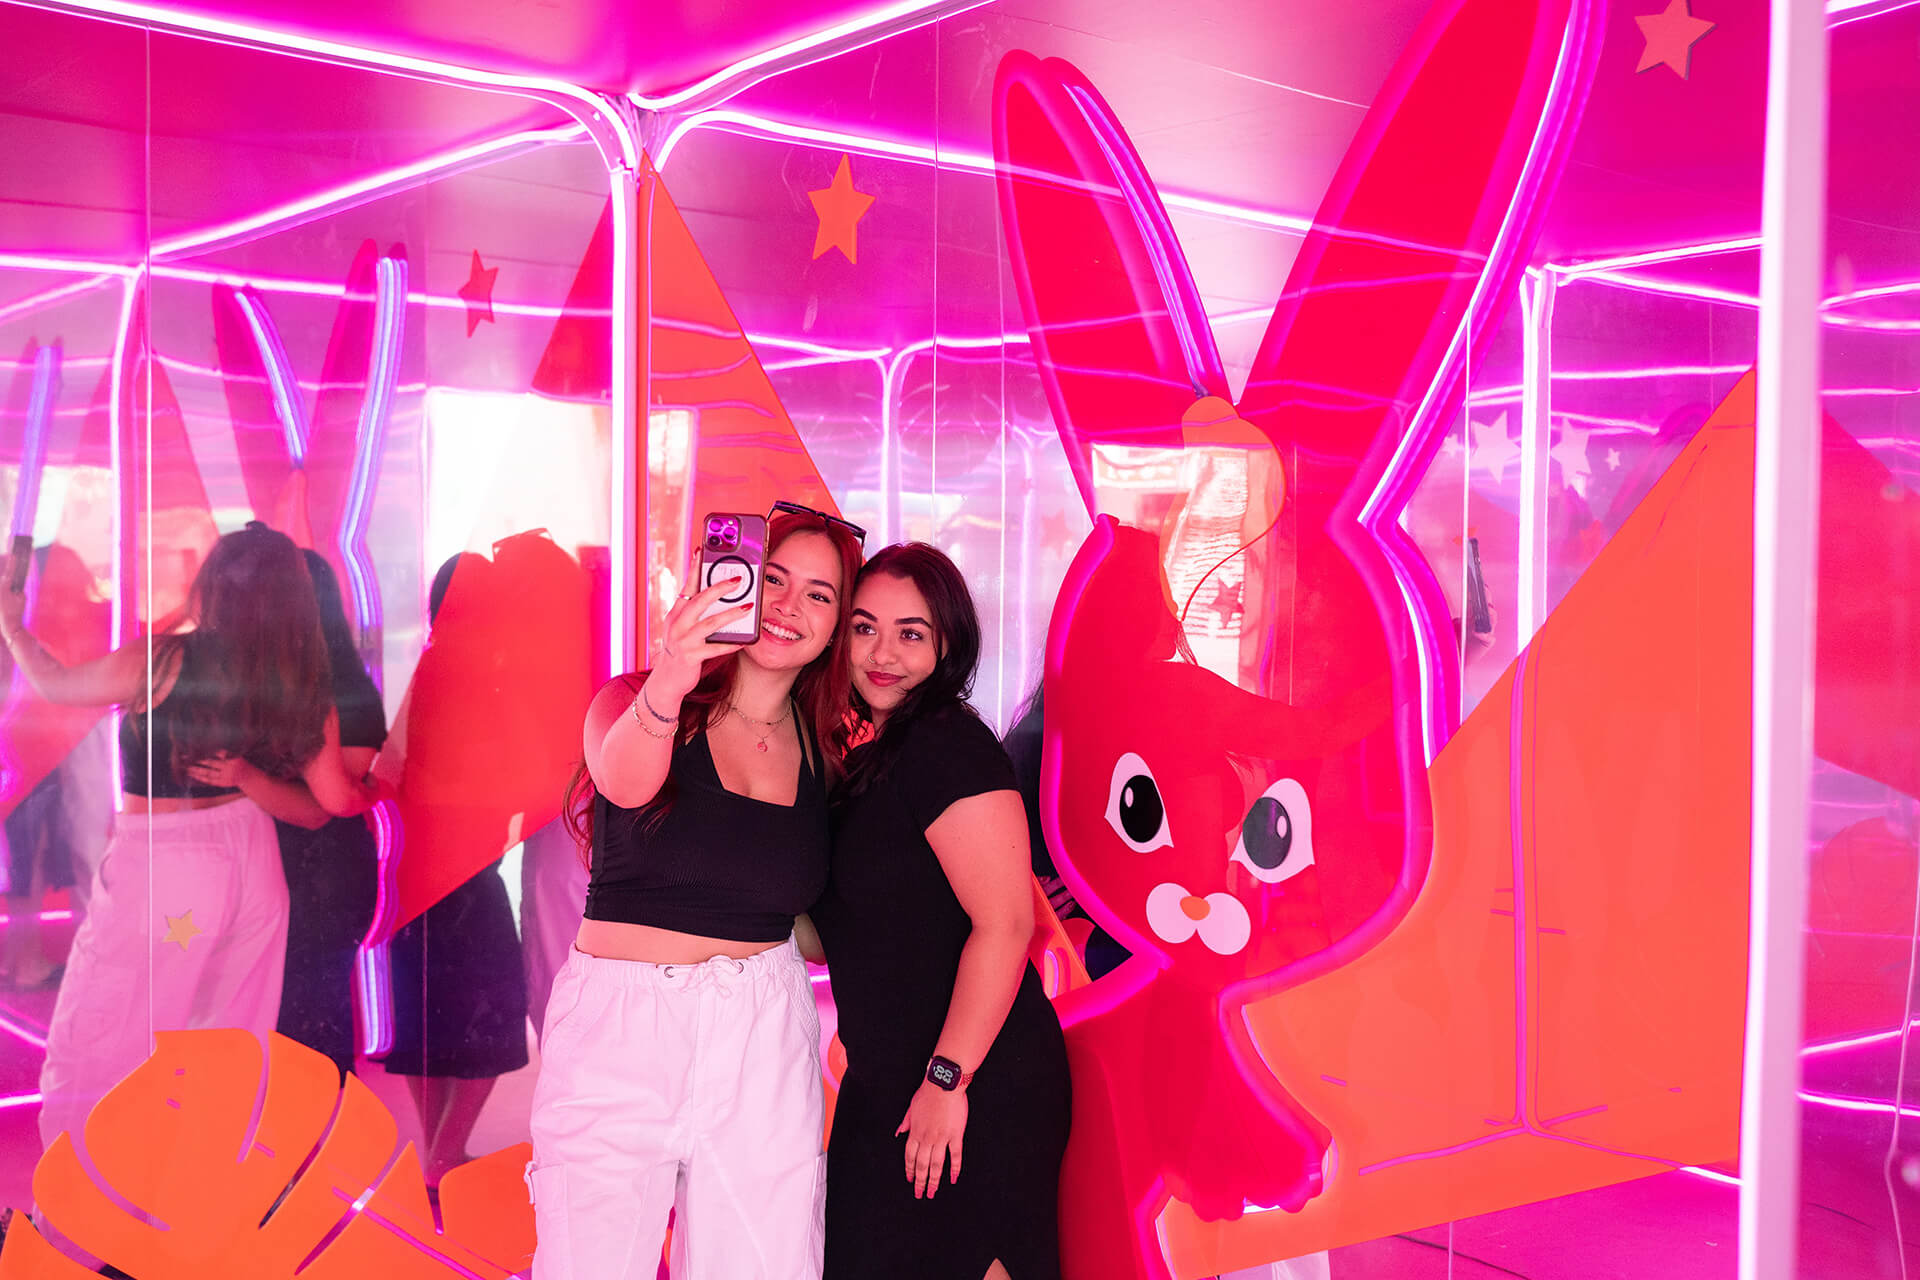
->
<box><xmin>575</xmin><ymin>918</ymin><xmax>784</xmax><ymax>965</ymax></box>
<box><xmin>121</xmin><ymin>791</ymin><xmax>245</xmax><ymax>815</ymax></box>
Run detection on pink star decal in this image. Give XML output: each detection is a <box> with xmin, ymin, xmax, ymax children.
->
<box><xmin>1635</xmin><ymin>0</ymin><xmax>1715</xmax><ymax>80</ymax></box>
<box><xmin>458</xmin><ymin>251</ymin><xmax>498</xmax><ymax>337</ymax></box>
<box><xmin>1206</xmin><ymin>579</ymin><xmax>1243</xmax><ymax>629</ymax></box>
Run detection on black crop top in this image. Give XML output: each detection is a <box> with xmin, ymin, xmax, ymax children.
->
<box><xmin>120</xmin><ymin>633</ymin><xmax>386</xmax><ymax>798</ymax></box>
<box><xmin>584</xmin><ymin>715</ymin><xmax>829</xmax><ymax>943</ymax></box>
<box><xmin>120</xmin><ymin>635</ymin><xmax>240</xmax><ymax>800</ymax></box>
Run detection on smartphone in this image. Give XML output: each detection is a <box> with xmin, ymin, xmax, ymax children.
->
<box><xmin>8</xmin><ymin>535</ymin><xmax>30</xmax><ymax>594</ymax></box>
<box><xmin>1464</xmin><ymin>535</ymin><xmax>1493</xmax><ymax>635</ymax></box>
<box><xmin>696</xmin><ymin>512</ymin><xmax>767</xmax><ymax>645</ymax></box>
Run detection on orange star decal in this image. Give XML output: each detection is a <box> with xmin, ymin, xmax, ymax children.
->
<box><xmin>1635</xmin><ymin>0</ymin><xmax>1716</xmax><ymax>80</ymax></box>
<box><xmin>808</xmin><ymin>155</ymin><xmax>876</xmax><ymax>265</ymax></box>
<box><xmin>163</xmin><ymin>909</ymin><xmax>202</xmax><ymax>952</ymax></box>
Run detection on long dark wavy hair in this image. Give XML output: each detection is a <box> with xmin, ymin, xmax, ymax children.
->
<box><xmin>834</xmin><ymin>542</ymin><xmax>985</xmax><ymax>799</ymax></box>
<box><xmin>149</xmin><ymin>521</ymin><xmax>332</xmax><ymax>783</ymax></box>
<box><xmin>563</xmin><ymin>510</ymin><xmax>866</xmax><ymax>853</ymax></box>
<box><xmin>303</xmin><ymin>549</ymin><xmax>364</xmax><ymax>686</ymax></box>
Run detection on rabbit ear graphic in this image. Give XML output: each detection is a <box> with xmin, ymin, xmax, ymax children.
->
<box><xmin>993</xmin><ymin>51</ymin><xmax>1228</xmax><ymax>515</ymax></box>
<box><xmin>1239</xmin><ymin>0</ymin><xmax>1587</xmax><ymax>502</ymax></box>
<box><xmin>302</xmin><ymin>238</ymin><xmax>390</xmax><ymax>579</ymax></box>
<box><xmin>210</xmin><ymin>281</ymin><xmax>298</xmax><ymax>523</ymax></box>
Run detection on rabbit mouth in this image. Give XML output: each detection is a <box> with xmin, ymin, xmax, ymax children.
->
<box><xmin>1146</xmin><ymin>882</ymin><xmax>1251</xmax><ymax>956</ymax></box>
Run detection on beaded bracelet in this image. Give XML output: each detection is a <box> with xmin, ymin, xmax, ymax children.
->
<box><xmin>631</xmin><ymin>690</ymin><xmax>675</xmax><ymax>738</ymax></box>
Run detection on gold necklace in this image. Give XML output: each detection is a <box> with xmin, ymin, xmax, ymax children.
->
<box><xmin>729</xmin><ymin>701</ymin><xmax>793</xmax><ymax>753</ymax></box>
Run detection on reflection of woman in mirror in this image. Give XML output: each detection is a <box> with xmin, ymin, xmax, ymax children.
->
<box><xmin>811</xmin><ymin>544</ymin><xmax>1070</xmax><ymax>1280</ymax></box>
<box><xmin>185</xmin><ymin>550</ymin><xmax>386</xmax><ymax>1079</ymax></box>
<box><xmin>529</xmin><ymin>507</ymin><xmax>862</xmax><ymax>1278</ymax></box>
<box><xmin>384</xmin><ymin>553</ymin><xmax>530</xmax><ymax>1189</ymax></box>
<box><xmin>0</xmin><ymin>521</ymin><xmax>377</xmax><ymax>1153</ymax></box>
<box><xmin>0</xmin><ymin>544</ymin><xmax>113</xmax><ymax>991</ymax></box>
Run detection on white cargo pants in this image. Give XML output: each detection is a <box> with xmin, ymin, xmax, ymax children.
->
<box><xmin>39</xmin><ymin>800</ymin><xmax>288</xmax><ymax>1154</ymax></box>
<box><xmin>527</xmin><ymin>940</ymin><xmax>825</xmax><ymax>1280</ymax></box>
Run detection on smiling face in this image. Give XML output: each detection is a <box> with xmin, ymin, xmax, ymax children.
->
<box><xmin>847</xmin><ymin>571</ymin><xmax>941</xmax><ymax>722</ymax></box>
<box><xmin>740</xmin><ymin>530</ymin><xmax>844</xmax><ymax>674</ymax></box>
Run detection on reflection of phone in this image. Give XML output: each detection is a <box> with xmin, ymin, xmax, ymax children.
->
<box><xmin>696</xmin><ymin>513</ymin><xmax>767</xmax><ymax>645</ymax></box>
<box><xmin>8</xmin><ymin>535</ymin><xmax>30</xmax><ymax>593</ymax></box>
<box><xmin>1464</xmin><ymin>536</ymin><xmax>1493</xmax><ymax>634</ymax></box>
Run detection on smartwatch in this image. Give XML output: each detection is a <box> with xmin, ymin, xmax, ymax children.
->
<box><xmin>926</xmin><ymin>1055</ymin><xmax>973</xmax><ymax>1092</ymax></box>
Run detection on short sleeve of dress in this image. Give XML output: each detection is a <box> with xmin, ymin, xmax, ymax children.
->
<box><xmin>894</xmin><ymin>704</ymin><xmax>1018</xmax><ymax>833</ymax></box>
<box><xmin>331</xmin><ymin>657</ymin><xmax>389</xmax><ymax>751</ymax></box>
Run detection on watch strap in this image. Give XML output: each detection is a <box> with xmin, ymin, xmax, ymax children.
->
<box><xmin>926</xmin><ymin>1055</ymin><xmax>974</xmax><ymax>1092</ymax></box>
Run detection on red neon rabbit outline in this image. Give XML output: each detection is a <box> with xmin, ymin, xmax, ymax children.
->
<box><xmin>992</xmin><ymin>0</ymin><xmax>1594</xmax><ymax>1272</ymax></box>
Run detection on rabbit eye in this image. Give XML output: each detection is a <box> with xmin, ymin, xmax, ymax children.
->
<box><xmin>1231</xmin><ymin>778</ymin><xmax>1314</xmax><ymax>885</ymax></box>
<box><xmin>1106</xmin><ymin>752</ymin><xmax>1173</xmax><ymax>853</ymax></box>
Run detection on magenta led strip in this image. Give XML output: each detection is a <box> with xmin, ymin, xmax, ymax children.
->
<box><xmin>0</xmin><ymin>343</ymin><xmax>61</xmax><ymax>803</ymax></box>
<box><xmin>339</xmin><ymin>254</ymin><xmax>406</xmax><ymax>631</ymax></box>
<box><xmin>233</xmin><ymin>289</ymin><xmax>311</xmax><ymax>466</ymax></box>
<box><xmin>356</xmin><ymin>799</ymin><xmax>402</xmax><ymax>1057</ymax></box>
<box><xmin>341</xmin><ymin>253</ymin><xmax>407</xmax><ymax>1059</ymax></box>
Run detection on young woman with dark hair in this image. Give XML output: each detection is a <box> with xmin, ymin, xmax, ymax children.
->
<box><xmin>528</xmin><ymin>507</ymin><xmax>863</xmax><ymax>1280</ymax></box>
<box><xmin>0</xmin><ymin>522</ymin><xmax>377</xmax><ymax>1152</ymax></box>
<box><xmin>811</xmin><ymin>543</ymin><xmax>1071</xmax><ymax>1280</ymax></box>
<box><xmin>185</xmin><ymin>549</ymin><xmax>387</xmax><ymax>1079</ymax></box>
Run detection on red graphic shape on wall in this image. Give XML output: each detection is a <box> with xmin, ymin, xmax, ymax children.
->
<box><xmin>384</xmin><ymin>533</ymin><xmax>594</xmax><ymax>935</ymax></box>
<box><xmin>994</xmin><ymin>0</ymin><xmax>1591</xmax><ymax>1271</ymax></box>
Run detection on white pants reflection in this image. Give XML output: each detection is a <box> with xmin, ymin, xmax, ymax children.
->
<box><xmin>38</xmin><ymin>800</ymin><xmax>288</xmax><ymax>1154</ymax></box>
<box><xmin>519</xmin><ymin>819</ymin><xmax>587</xmax><ymax>1038</ymax></box>
<box><xmin>527</xmin><ymin>941</ymin><xmax>825</xmax><ymax>1280</ymax></box>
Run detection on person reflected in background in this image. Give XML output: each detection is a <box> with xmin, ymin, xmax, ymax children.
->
<box><xmin>0</xmin><ymin>521</ymin><xmax>377</xmax><ymax>1153</ymax></box>
<box><xmin>185</xmin><ymin>550</ymin><xmax>384</xmax><ymax>1078</ymax></box>
<box><xmin>383</xmin><ymin>553</ymin><xmax>530</xmax><ymax>1188</ymax></box>
<box><xmin>0</xmin><ymin>767</ymin><xmax>75</xmax><ymax>991</ymax></box>
<box><xmin>0</xmin><ymin>544</ymin><xmax>114</xmax><ymax>991</ymax></box>
<box><xmin>998</xmin><ymin>681</ymin><xmax>1129</xmax><ymax>982</ymax></box>
<box><xmin>529</xmin><ymin>506</ymin><xmax>862</xmax><ymax>1280</ymax></box>
<box><xmin>812</xmin><ymin>543</ymin><xmax>1070</xmax><ymax>1280</ymax></box>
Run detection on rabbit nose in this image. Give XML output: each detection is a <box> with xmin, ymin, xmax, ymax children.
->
<box><xmin>1180</xmin><ymin>895</ymin><xmax>1210</xmax><ymax>921</ymax></box>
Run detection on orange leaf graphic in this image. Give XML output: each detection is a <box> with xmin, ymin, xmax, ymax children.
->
<box><xmin>0</xmin><ymin>1029</ymin><xmax>533</xmax><ymax>1278</ymax></box>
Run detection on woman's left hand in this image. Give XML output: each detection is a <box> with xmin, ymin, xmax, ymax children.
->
<box><xmin>896</xmin><ymin>1080</ymin><xmax>968</xmax><ymax>1199</ymax></box>
<box><xmin>183</xmin><ymin>752</ymin><xmax>255</xmax><ymax>790</ymax></box>
<box><xmin>185</xmin><ymin>753</ymin><xmax>255</xmax><ymax>790</ymax></box>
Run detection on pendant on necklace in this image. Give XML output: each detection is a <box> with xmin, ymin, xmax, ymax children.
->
<box><xmin>755</xmin><ymin>740</ymin><xmax>769</xmax><ymax>753</ymax></box>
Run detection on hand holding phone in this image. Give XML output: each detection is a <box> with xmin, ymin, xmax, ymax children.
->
<box><xmin>1464</xmin><ymin>536</ymin><xmax>1493</xmax><ymax>636</ymax></box>
<box><xmin>8</xmin><ymin>535</ymin><xmax>30</xmax><ymax>594</ymax></box>
<box><xmin>694</xmin><ymin>513</ymin><xmax>767</xmax><ymax>646</ymax></box>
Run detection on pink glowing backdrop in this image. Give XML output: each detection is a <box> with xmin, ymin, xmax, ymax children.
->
<box><xmin>0</xmin><ymin>0</ymin><xmax>1914</xmax><ymax>1277</ymax></box>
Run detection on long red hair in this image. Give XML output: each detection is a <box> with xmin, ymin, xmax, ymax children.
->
<box><xmin>563</xmin><ymin>511</ymin><xmax>865</xmax><ymax>854</ymax></box>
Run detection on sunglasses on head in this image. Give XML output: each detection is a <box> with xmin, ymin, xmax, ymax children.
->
<box><xmin>770</xmin><ymin>500</ymin><xmax>866</xmax><ymax>547</ymax></box>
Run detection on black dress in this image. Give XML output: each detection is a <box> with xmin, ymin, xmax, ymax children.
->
<box><xmin>275</xmin><ymin>650</ymin><xmax>386</xmax><ymax>1076</ymax></box>
<box><xmin>812</xmin><ymin>703</ymin><xmax>1071</xmax><ymax>1280</ymax></box>
<box><xmin>383</xmin><ymin>858</ymin><xmax>530</xmax><ymax>1079</ymax></box>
